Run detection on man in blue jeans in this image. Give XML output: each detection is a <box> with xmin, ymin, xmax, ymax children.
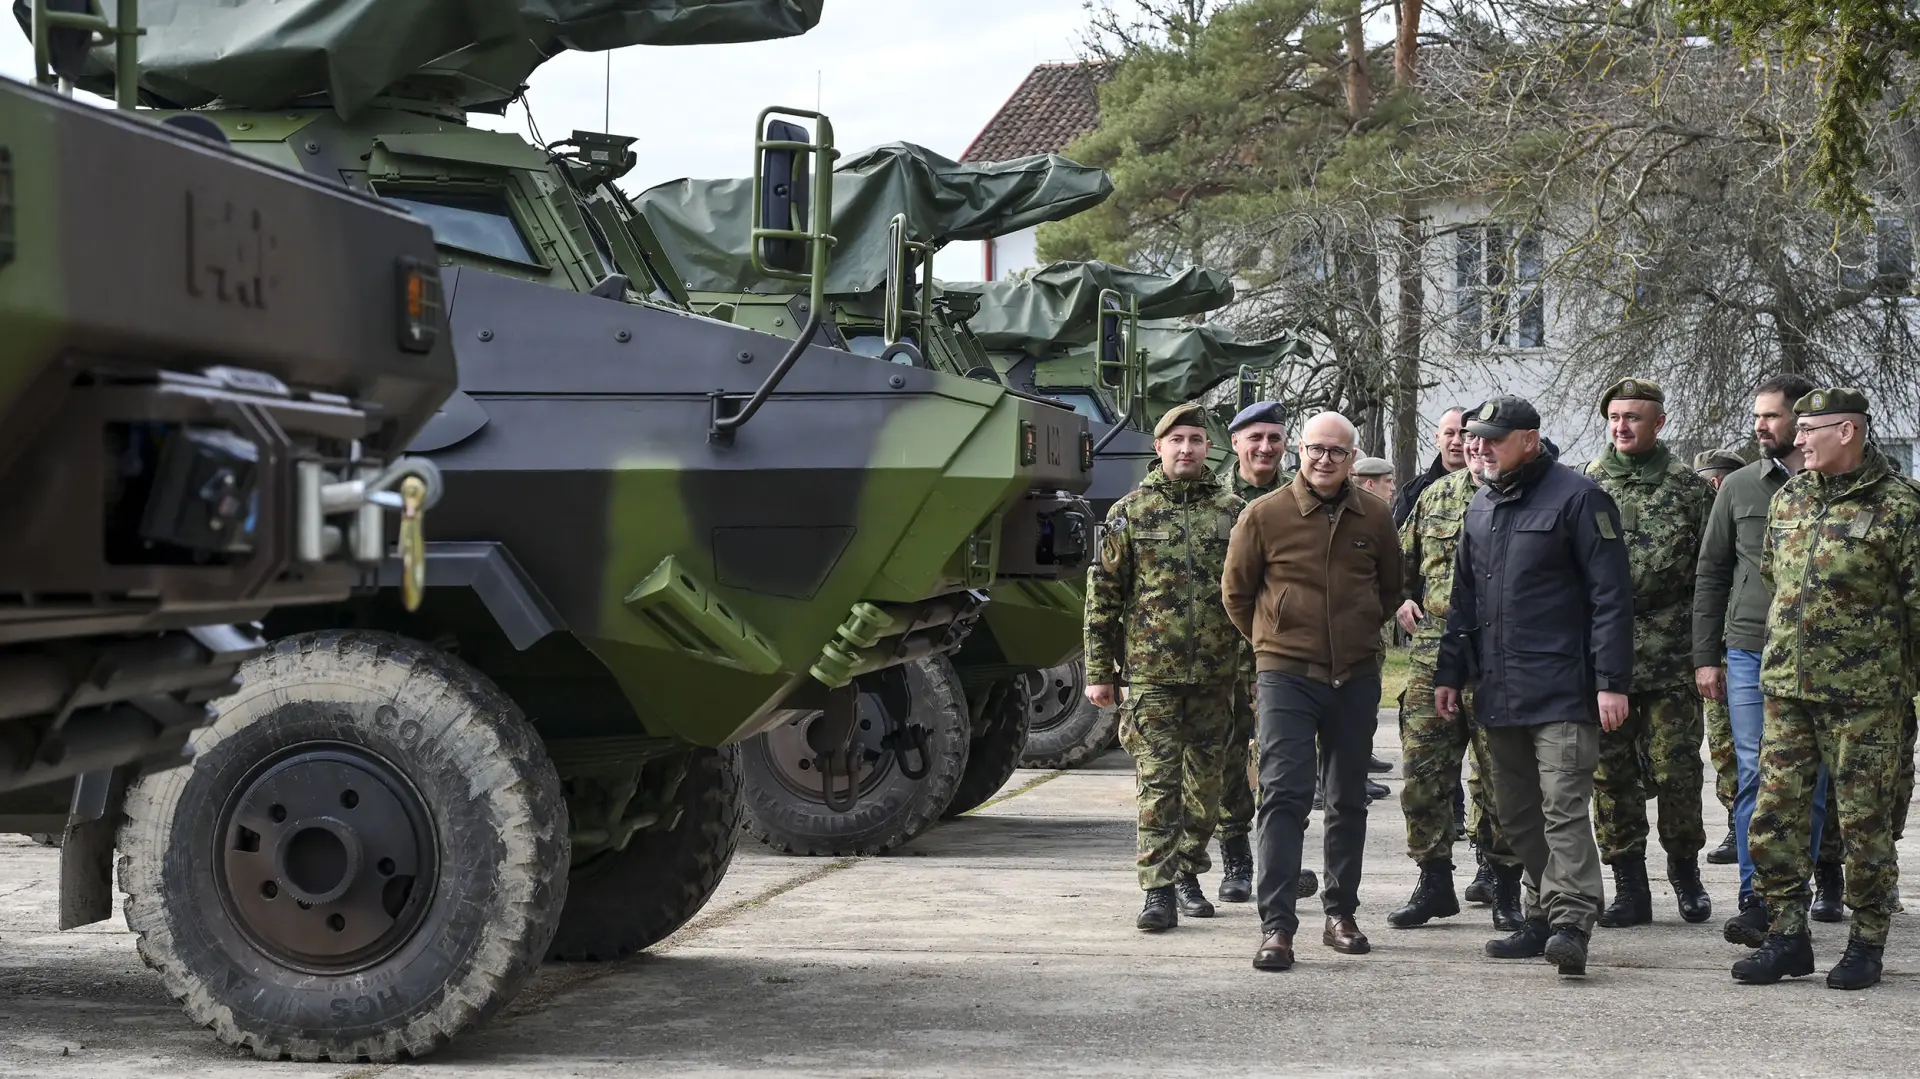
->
<box><xmin>1692</xmin><ymin>373</ymin><xmax>1829</xmax><ymax>946</ymax></box>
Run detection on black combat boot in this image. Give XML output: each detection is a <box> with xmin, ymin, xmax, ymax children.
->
<box><xmin>1826</xmin><ymin>937</ymin><xmax>1884</xmax><ymax>990</ymax></box>
<box><xmin>1218</xmin><ymin>835</ymin><xmax>1254</xmax><ymax>904</ymax></box>
<box><xmin>1723</xmin><ymin>892</ymin><xmax>1769</xmax><ymax>948</ymax></box>
<box><xmin>1667</xmin><ymin>854</ymin><xmax>1713</xmax><ymax>923</ymax></box>
<box><xmin>1810</xmin><ymin>860</ymin><xmax>1844</xmax><ymax>923</ymax></box>
<box><xmin>1544</xmin><ymin>924</ymin><xmax>1589</xmax><ymax>976</ymax></box>
<box><xmin>1365</xmin><ymin>778</ymin><xmax>1390</xmax><ymax>802</ymax></box>
<box><xmin>1174</xmin><ymin>872</ymin><xmax>1215</xmax><ymax>918</ymax></box>
<box><xmin>1485</xmin><ymin>916</ymin><xmax>1550</xmax><ymax>959</ymax></box>
<box><xmin>1706</xmin><ymin>821</ymin><xmax>1738</xmax><ymax>865</ymax></box>
<box><xmin>1490</xmin><ymin>860</ymin><xmax>1526</xmax><ymax>932</ymax></box>
<box><xmin>1387</xmin><ymin>858</ymin><xmax>1461</xmax><ymax>927</ymax></box>
<box><xmin>1296</xmin><ymin>868</ymin><xmax>1320</xmax><ymax>899</ymax></box>
<box><xmin>1597</xmin><ymin>856</ymin><xmax>1653</xmax><ymax>927</ymax></box>
<box><xmin>1463</xmin><ymin>848</ymin><xmax>1496</xmax><ymax>905</ymax></box>
<box><xmin>1730</xmin><ymin>931</ymin><xmax>1815</xmax><ymax>984</ymax></box>
<box><xmin>1368</xmin><ymin>753</ymin><xmax>1393</xmax><ymax>774</ymax></box>
<box><xmin>1137</xmin><ymin>886</ymin><xmax>1178</xmax><ymax>931</ymax></box>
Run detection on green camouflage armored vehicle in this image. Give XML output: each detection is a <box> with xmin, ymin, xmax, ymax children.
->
<box><xmin>35</xmin><ymin>0</ymin><xmax>1096</xmax><ymax>1062</ymax></box>
<box><xmin>0</xmin><ymin>1</ymin><xmax>452</xmax><ymax>944</ymax></box>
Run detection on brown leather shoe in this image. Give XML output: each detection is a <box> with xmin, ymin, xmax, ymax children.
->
<box><xmin>1253</xmin><ymin>930</ymin><xmax>1295</xmax><ymax>971</ymax></box>
<box><xmin>1324</xmin><ymin>914</ymin><xmax>1372</xmax><ymax>954</ymax></box>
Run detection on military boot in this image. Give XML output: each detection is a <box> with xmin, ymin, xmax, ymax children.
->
<box><xmin>1810</xmin><ymin>860</ymin><xmax>1844</xmax><ymax>923</ymax></box>
<box><xmin>1826</xmin><ymin>937</ymin><xmax>1884</xmax><ymax>990</ymax></box>
<box><xmin>1706</xmin><ymin>823</ymin><xmax>1739</xmax><ymax>865</ymax></box>
<box><xmin>1365</xmin><ymin>777</ymin><xmax>1390</xmax><ymax>802</ymax></box>
<box><xmin>1485</xmin><ymin>917</ymin><xmax>1550</xmax><ymax>959</ymax></box>
<box><xmin>1387</xmin><ymin>858</ymin><xmax>1460</xmax><ymax>928</ymax></box>
<box><xmin>1730</xmin><ymin>931</ymin><xmax>1815</xmax><ymax>984</ymax></box>
<box><xmin>1490</xmin><ymin>860</ymin><xmax>1526</xmax><ymax>932</ymax></box>
<box><xmin>1667</xmin><ymin>854</ymin><xmax>1713</xmax><ymax>923</ymax></box>
<box><xmin>1367</xmin><ymin>753</ymin><xmax>1393</xmax><ymax>774</ymax></box>
<box><xmin>1174</xmin><ymin>872</ymin><xmax>1216</xmax><ymax>918</ymax></box>
<box><xmin>1597</xmin><ymin>856</ymin><xmax>1653</xmax><ymax>927</ymax></box>
<box><xmin>1544</xmin><ymin>924</ymin><xmax>1589</xmax><ymax>976</ymax></box>
<box><xmin>1137</xmin><ymin>886</ymin><xmax>1178</xmax><ymax>931</ymax></box>
<box><xmin>1723</xmin><ymin>892</ymin><xmax>1769</xmax><ymax>948</ymax></box>
<box><xmin>1462</xmin><ymin>848</ymin><xmax>1496</xmax><ymax>905</ymax></box>
<box><xmin>1218</xmin><ymin>835</ymin><xmax>1254</xmax><ymax>904</ymax></box>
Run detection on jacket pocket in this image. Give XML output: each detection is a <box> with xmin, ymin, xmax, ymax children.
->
<box><xmin>1258</xmin><ymin>584</ymin><xmax>1290</xmax><ymax>647</ymax></box>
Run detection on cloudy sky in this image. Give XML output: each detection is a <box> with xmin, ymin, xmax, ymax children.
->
<box><xmin>0</xmin><ymin>1</ymin><xmax>1094</xmax><ymax>276</ymax></box>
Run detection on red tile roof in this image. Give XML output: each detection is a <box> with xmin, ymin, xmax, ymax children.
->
<box><xmin>959</xmin><ymin>61</ymin><xmax>1113</xmax><ymax>163</ymax></box>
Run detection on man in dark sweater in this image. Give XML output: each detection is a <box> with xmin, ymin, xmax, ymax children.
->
<box><xmin>1392</xmin><ymin>406</ymin><xmax>1469</xmax><ymax>527</ymax></box>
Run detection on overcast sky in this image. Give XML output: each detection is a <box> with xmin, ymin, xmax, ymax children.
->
<box><xmin>0</xmin><ymin>2</ymin><xmax>1092</xmax><ymax>277</ymax></box>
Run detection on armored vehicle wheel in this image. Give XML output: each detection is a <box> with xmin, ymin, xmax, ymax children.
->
<box><xmin>118</xmin><ymin>631</ymin><xmax>567</xmax><ymax>1064</ymax></box>
<box><xmin>1017</xmin><ymin>659</ymin><xmax>1121</xmax><ymax>770</ymax></box>
<box><xmin>547</xmin><ymin>746</ymin><xmax>742</xmax><ymax>961</ymax></box>
<box><xmin>742</xmin><ymin>655</ymin><xmax>969</xmax><ymax>856</ymax></box>
<box><xmin>941</xmin><ymin>678</ymin><xmax>1031</xmax><ymax>817</ymax></box>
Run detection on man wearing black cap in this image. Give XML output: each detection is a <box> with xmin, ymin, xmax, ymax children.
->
<box><xmin>1435</xmin><ymin>395</ymin><xmax>1633</xmax><ymax>977</ymax></box>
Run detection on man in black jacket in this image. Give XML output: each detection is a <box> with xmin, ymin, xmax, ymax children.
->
<box><xmin>1435</xmin><ymin>396</ymin><xmax>1634</xmax><ymax>977</ymax></box>
<box><xmin>1391</xmin><ymin>405</ymin><xmax>1469</xmax><ymax>527</ymax></box>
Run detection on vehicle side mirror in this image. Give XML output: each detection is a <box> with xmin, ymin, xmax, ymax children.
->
<box><xmin>758</xmin><ymin>119</ymin><xmax>811</xmax><ymax>275</ymax></box>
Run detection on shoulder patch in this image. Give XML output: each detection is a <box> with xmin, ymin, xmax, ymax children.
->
<box><xmin>1596</xmin><ymin>511</ymin><xmax>1618</xmax><ymax>540</ymax></box>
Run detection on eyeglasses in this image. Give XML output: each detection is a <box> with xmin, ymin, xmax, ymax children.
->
<box><xmin>1301</xmin><ymin>444</ymin><xmax>1353</xmax><ymax>461</ymax></box>
<box><xmin>1796</xmin><ymin>420</ymin><xmax>1849</xmax><ymax>436</ymax></box>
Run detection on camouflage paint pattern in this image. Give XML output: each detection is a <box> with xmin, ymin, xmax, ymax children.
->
<box><xmin>1400</xmin><ymin>668</ymin><xmax>1515</xmax><ymax>865</ymax></box>
<box><xmin>1084</xmin><ymin>469</ymin><xmax>1246</xmax><ymax>688</ymax></box>
<box><xmin>1121</xmin><ymin>684</ymin><xmax>1234</xmax><ymax>888</ymax></box>
<box><xmin>1751</xmin><ymin>696</ymin><xmax>1905</xmax><ymax>945</ymax></box>
<box><xmin>1706</xmin><ymin>697</ymin><xmax>1736</xmax><ymax>815</ymax></box>
<box><xmin>1397</xmin><ymin>468</ymin><xmax>1476</xmax><ymax>669</ymax></box>
<box><xmin>1593</xmin><ymin>686</ymin><xmax>1706</xmax><ymax>860</ymax></box>
<box><xmin>1824</xmin><ymin>699</ymin><xmax>1920</xmax><ymax>853</ymax></box>
<box><xmin>1760</xmin><ymin>451</ymin><xmax>1920</xmax><ymax>706</ymax></box>
<box><xmin>1582</xmin><ymin>445</ymin><xmax>1715</xmax><ymax>691</ymax></box>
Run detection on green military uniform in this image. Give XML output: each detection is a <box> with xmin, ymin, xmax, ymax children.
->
<box><xmin>1706</xmin><ymin>698</ymin><xmax>1736</xmax><ymax>815</ymax></box>
<box><xmin>1213</xmin><ymin>456</ymin><xmax>1289</xmax><ymax>851</ymax></box>
<box><xmin>1580</xmin><ymin>383</ymin><xmax>1715</xmax><ymax>877</ymax></box>
<box><xmin>1751</xmin><ymin>391</ymin><xmax>1920</xmax><ymax>955</ymax></box>
<box><xmin>1087</xmin><ymin>450</ymin><xmax>1247</xmax><ymax>891</ymax></box>
<box><xmin>1396</xmin><ymin>467</ymin><xmax>1514</xmax><ymax>866</ymax></box>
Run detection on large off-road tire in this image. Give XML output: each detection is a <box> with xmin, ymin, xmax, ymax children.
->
<box><xmin>1017</xmin><ymin>659</ymin><xmax>1121</xmax><ymax>770</ymax></box>
<box><xmin>741</xmin><ymin>655</ymin><xmax>969</xmax><ymax>856</ymax></box>
<box><xmin>118</xmin><ymin>630</ymin><xmax>568</xmax><ymax>1064</ymax></box>
<box><xmin>941</xmin><ymin>678</ymin><xmax>1031</xmax><ymax>818</ymax></box>
<box><xmin>547</xmin><ymin>746</ymin><xmax>741</xmax><ymax>961</ymax></box>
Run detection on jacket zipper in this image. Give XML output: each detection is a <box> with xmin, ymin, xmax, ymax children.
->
<box><xmin>1797</xmin><ymin>494</ymin><xmax>1826</xmax><ymax>695</ymax></box>
<box><xmin>1183</xmin><ymin>495</ymin><xmax>1197</xmax><ymax>684</ymax></box>
<box><xmin>1323</xmin><ymin>500</ymin><xmax>1338</xmax><ymax>677</ymax></box>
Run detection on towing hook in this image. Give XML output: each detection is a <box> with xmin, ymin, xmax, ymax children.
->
<box><xmin>317</xmin><ymin>455</ymin><xmax>446</xmax><ymax>515</ymax></box>
<box><xmin>882</xmin><ymin>722</ymin><xmax>930</xmax><ymax>780</ymax></box>
<box><xmin>816</xmin><ymin>748</ymin><xmax>860</xmax><ymax>812</ymax></box>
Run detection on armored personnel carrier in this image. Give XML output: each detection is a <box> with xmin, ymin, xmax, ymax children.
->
<box><xmin>31</xmin><ymin>0</ymin><xmax>1096</xmax><ymax>1062</ymax></box>
<box><xmin>0</xmin><ymin>0</ymin><xmax>452</xmax><ymax>952</ymax></box>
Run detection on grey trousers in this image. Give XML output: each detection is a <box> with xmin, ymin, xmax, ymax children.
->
<box><xmin>1254</xmin><ymin>669</ymin><xmax>1380</xmax><ymax>936</ymax></box>
<box><xmin>1483</xmin><ymin>721</ymin><xmax>1604</xmax><ymax>933</ymax></box>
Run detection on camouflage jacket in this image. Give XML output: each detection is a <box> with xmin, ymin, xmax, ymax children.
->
<box><xmin>1582</xmin><ymin>444</ymin><xmax>1714</xmax><ymax>691</ymax></box>
<box><xmin>1761</xmin><ymin>449</ymin><xmax>1920</xmax><ymax>705</ymax></box>
<box><xmin>1085</xmin><ymin>467</ymin><xmax>1247</xmax><ymax>687</ymax></box>
<box><xmin>1398</xmin><ymin>467</ymin><xmax>1477</xmax><ymax>669</ymax></box>
<box><xmin>1218</xmin><ymin>461</ymin><xmax>1288</xmax><ymax>689</ymax></box>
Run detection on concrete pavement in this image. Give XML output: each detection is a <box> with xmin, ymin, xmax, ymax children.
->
<box><xmin>0</xmin><ymin>719</ymin><xmax>1912</xmax><ymax>1077</ymax></box>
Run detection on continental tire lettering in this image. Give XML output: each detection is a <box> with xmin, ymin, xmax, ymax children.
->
<box><xmin>374</xmin><ymin>704</ymin><xmax>399</xmax><ymax>730</ymax></box>
<box><xmin>329</xmin><ymin>987</ymin><xmax>405</xmax><ymax>1021</ymax></box>
<box><xmin>399</xmin><ymin>718</ymin><xmax>423</xmax><ymax>744</ymax></box>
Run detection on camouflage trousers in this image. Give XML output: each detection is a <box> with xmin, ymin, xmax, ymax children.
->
<box><xmin>1399</xmin><ymin>664</ymin><xmax>1514</xmax><ymax>865</ymax></box>
<box><xmin>1815</xmin><ymin>699</ymin><xmax>1918</xmax><ymax>863</ymax></box>
<box><xmin>1593</xmin><ymin>684</ymin><xmax>1706</xmax><ymax>861</ymax></box>
<box><xmin>1119</xmin><ymin>683</ymin><xmax>1235</xmax><ymax>889</ymax></box>
<box><xmin>1705</xmin><ymin>698</ymin><xmax>1736</xmax><ymax>817</ymax></box>
<box><xmin>1752</xmin><ymin>696</ymin><xmax>1906</xmax><ymax>945</ymax></box>
<box><xmin>1216</xmin><ymin>678</ymin><xmax>1256</xmax><ymax>843</ymax></box>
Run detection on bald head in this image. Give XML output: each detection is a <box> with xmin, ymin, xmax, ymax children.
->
<box><xmin>1299</xmin><ymin>411</ymin><xmax>1359</xmax><ymax>495</ymax></box>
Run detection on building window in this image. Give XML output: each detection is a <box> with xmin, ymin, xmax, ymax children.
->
<box><xmin>1455</xmin><ymin>225</ymin><xmax>1546</xmax><ymax>350</ymax></box>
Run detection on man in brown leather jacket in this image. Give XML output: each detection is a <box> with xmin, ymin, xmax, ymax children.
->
<box><xmin>1222</xmin><ymin>411</ymin><xmax>1403</xmax><ymax>971</ymax></box>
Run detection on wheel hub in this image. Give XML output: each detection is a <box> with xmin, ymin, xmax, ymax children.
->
<box><xmin>215</xmin><ymin>743</ymin><xmax>437</xmax><ymax>974</ymax></box>
<box><xmin>758</xmin><ymin>690</ymin><xmax>895</xmax><ymax>805</ymax></box>
<box><xmin>1021</xmin><ymin>662</ymin><xmax>1084</xmax><ymax>734</ymax></box>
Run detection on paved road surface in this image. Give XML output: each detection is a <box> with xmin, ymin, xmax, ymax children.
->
<box><xmin>0</xmin><ymin>719</ymin><xmax>1911</xmax><ymax>1077</ymax></box>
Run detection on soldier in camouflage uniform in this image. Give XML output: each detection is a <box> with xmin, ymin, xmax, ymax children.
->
<box><xmin>1733</xmin><ymin>388</ymin><xmax>1920</xmax><ymax>990</ymax></box>
<box><xmin>1581</xmin><ymin>379</ymin><xmax>1716</xmax><ymax>928</ymax></box>
<box><xmin>1086</xmin><ymin>401</ymin><xmax>1248</xmax><ymax>931</ymax></box>
<box><xmin>1387</xmin><ymin>447</ymin><xmax>1526</xmax><ymax>933</ymax></box>
<box><xmin>1693</xmin><ymin>447</ymin><xmax>1749</xmax><ymax>866</ymax></box>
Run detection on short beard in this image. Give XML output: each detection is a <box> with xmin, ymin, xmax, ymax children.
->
<box><xmin>1758</xmin><ymin>438</ymin><xmax>1790</xmax><ymax>460</ymax></box>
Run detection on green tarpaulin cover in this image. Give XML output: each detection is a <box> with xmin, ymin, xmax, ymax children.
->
<box><xmin>40</xmin><ymin>0</ymin><xmax>822</xmax><ymax>119</ymax></box>
<box><xmin>946</xmin><ymin>261</ymin><xmax>1236</xmax><ymax>352</ymax></box>
<box><xmin>634</xmin><ymin>142</ymin><xmax>1111</xmax><ymax>295</ymax></box>
<box><xmin>1128</xmin><ymin>319</ymin><xmax>1301</xmax><ymax>404</ymax></box>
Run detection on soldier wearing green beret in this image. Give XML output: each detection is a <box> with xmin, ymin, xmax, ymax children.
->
<box><xmin>1692</xmin><ymin>447</ymin><xmax>1748</xmax><ymax>868</ymax></box>
<box><xmin>1733</xmin><ymin>387</ymin><xmax>1920</xmax><ymax>990</ymax></box>
<box><xmin>1086</xmin><ymin>400</ymin><xmax>1249</xmax><ymax>931</ymax></box>
<box><xmin>1580</xmin><ymin>378</ymin><xmax>1717</xmax><ymax>928</ymax></box>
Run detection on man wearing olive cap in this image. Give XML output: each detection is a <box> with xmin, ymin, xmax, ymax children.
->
<box><xmin>1692</xmin><ymin>447</ymin><xmax>1748</xmax><ymax>869</ymax></box>
<box><xmin>1086</xmin><ymin>401</ymin><xmax>1249</xmax><ymax>930</ymax></box>
<box><xmin>1435</xmin><ymin>394</ymin><xmax>1633</xmax><ymax>976</ymax></box>
<box><xmin>1579</xmin><ymin>378</ymin><xmax>1717</xmax><ymax>929</ymax></box>
<box><xmin>1734</xmin><ymin>387</ymin><xmax>1920</xmax><ymax>990</ymax></box>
